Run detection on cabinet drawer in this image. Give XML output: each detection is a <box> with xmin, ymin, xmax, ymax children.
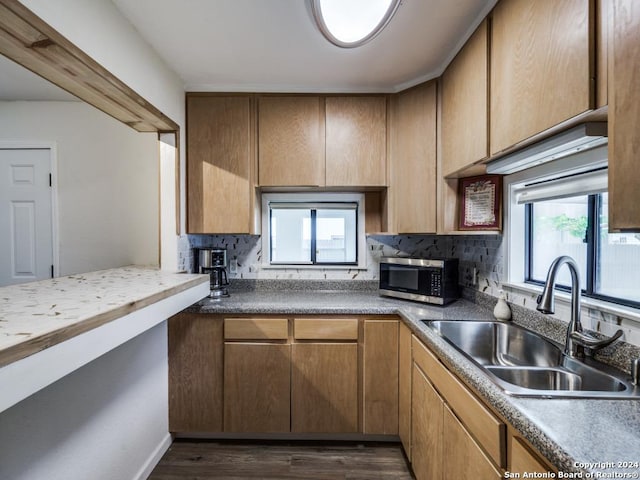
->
<box><xmin>224</xmin><ymin>318</ymin><xmax>288</xmax><ymax>340</ymax></box>
<box><xmin>294</xmin><ymin>318</ymin><xmax>359</xmax><ymax>340</ymax></box>
<box><xmin>412</xmin><ymin>336</ymin><xmax>506</xmax><ymax>468</ymax></box>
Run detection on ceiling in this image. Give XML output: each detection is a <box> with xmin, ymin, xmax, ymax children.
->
<box><xmin>111</xmin><ymin>0</ymin><xmax>497</xmax><ymax>93</ymax></box>
<box><xmin>0</xmin><ymin>1</ymin><xmax>497</xmax><ymax>101</ymax></box>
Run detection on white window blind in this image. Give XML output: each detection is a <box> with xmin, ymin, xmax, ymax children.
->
<box><xmin>515</xmin><ymin>168</ymin><xmax>608</xmax><ymax>205</ymax></box>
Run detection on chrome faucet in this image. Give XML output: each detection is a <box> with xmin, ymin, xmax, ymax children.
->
<box><xmin>536</xmin><ymin>255</ymin><xmax>623</xmax><ymax>358</ymax></box>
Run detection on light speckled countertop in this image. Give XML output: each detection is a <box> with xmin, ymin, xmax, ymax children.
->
<box><xmin>189</xmin><ymin>289</ymin><xmax>640</xmax><ymax>476</ymax></box>
<box><xmin>0</xmin><ymin>266</ymin><xmax>208</xmax><ymax>367</ymax></box>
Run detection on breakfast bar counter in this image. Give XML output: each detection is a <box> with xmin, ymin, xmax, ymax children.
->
<box><xmin>0</xmin><ymin>266</ymin><xmax>209</xmax><ymax>412</ymax></box>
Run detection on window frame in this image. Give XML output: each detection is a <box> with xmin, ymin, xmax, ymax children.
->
<box><xmin>525</xmin><ymin>194</ymin><xmax>640</xmax><ymax>310</ymax></box>
<box><xmin>261</xmin><ymin>192</ymin><xmax>367</xmax><ymax>270</ymax></box>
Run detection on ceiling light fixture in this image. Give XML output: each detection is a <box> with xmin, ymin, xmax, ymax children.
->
<box><xmin>311</xmin><ymin>0</ymin><xmax>401</xmax><ymax>48</ymax></box>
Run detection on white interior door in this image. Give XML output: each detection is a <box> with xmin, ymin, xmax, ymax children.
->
<box><xmin>0</xmin><ymin>148</ymin><xmax>53</xmax><ymax>286</ymax></box>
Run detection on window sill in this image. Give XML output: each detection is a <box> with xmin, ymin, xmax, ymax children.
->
<box><xmin>502</xmin><ymin>281</ymin><xmax>640</xmax><ymax>324</ymax></box>
<box><xmin>261</xmin><ymin>264</ymin><xmax>368</xmax><ymax>271</ymax></box>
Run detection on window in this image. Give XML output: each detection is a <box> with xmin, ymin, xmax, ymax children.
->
<box><xmin>262</xmin><ymin>193</ymin><xmax>366</xmax><ymax>268</ymax></box>
<box><xmin>523</xmin><ymin>171</ymin><xmax>640</xmax><ymax>307</ymax></box>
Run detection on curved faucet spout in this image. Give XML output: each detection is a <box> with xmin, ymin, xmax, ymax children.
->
<box><xmin>535</xmin><ymin>255</ymin><xmax>622</xmax><ymax>358</ymax></box>
<box><xmin>536</xmin><ymin>256</ymin><xmax>583</xmax><ymax>357</ymax></box>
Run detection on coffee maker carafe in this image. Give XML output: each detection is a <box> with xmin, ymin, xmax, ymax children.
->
<box><xmin>198</xmin><ymin>248</ymin><xmax>230</xmax><ymax>299</ymax></box>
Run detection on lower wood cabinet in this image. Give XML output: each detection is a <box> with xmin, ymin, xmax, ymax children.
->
<box><xmin>363</xmin><ymin>319</ymin><xmax>399</xmax><ymax>435</ymax></box>
<box><xmin>408</xmin><ymin>334</ymin><xmax>556</xmax><ymax>480</ymax></box>
<box><xmin>169</xmin><ymin>314</ymin><xmax>399</xmax><ymax>437</ymax></box>
<box><xmin>224</xmin><ymin>343</ymin><xmax>291</xmax><ymax>433</ymax></box>
<box><xmin>411</xmin><ymin>363</ymin><xmax>443</xmax><ymax>480</ymax></box>
<box><xmin>168</xmin><ymin>313</ymin><xmax>223</xmax><ymax>432</ymax></box>
<box><xmin>443</xmin><ymin>405</ymin><xmax>502</xmax><ymax>480</ymax></box>
<box><xmin>411</xmin><ymin>334</ymin><xmax>505</xmax><ymax>480</ymax></box>
<box><xmin>291</xmin><ymin>343</ymin><xmax>359</xmax><ymax>433</ymax></box>
<box><xmin>398</xmin><ymin>322</ymin><xmax>412</xmax><ymax>458</ymax></box>
<box><xmin>509</xmin><ymin>434</ymin><xmax>553</xmax><ymax>475</ymax></box>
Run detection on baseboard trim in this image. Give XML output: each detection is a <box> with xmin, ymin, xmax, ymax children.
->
<box><xmin>133</xmin><ymin>433</ymin><xmax>173</xmax><ymax>480</ymax></box>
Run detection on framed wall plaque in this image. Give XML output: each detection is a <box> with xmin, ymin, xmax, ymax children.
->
<box><xmin>459</xmin><ymin>175</ymin><xmax>502</xmax><ymax>231</ymax></box>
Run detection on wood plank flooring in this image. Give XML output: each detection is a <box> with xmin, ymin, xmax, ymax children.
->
<box><xmin>147</xmin><ymin>441</ymin><xmax>415</xmax><ymax>480</ymax></box>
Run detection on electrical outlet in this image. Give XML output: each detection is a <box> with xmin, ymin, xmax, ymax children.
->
<box><xmin>230</xmin><ymin>258</ymin><xmax>238</xmax><ymax>274</ymax></box>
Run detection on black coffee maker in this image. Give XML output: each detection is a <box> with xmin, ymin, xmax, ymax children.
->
<box><xmin>197</xmin><ymin>248</ymin><xmax>230</xmax><ymax>299</ymax></box>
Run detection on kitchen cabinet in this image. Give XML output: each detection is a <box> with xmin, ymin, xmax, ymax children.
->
<box><xmin>398</xmin><ymin>322</ymin><xmax>412</xmax><ymax>459</ymax></box>
<box><xmin>362</xmin><ymin>319</ymin><xmax>399</xmax><ymax>435</ymax></box>
<box><xmin>407</xmin><ymin>334</ymin><xmax>558</xmax><ymax>479</ymax></box>
<box><xmin>410</xmin><ymin>335</ymin><xmax>506</xmax><ymax>479</ymax></box>
<box><xmin>291</xmin><ymin>318</ymin><xmax>359</xmax><ymax>433</ymax></box>
<box><xmin>441</xmin><ymin>20</ymin><xmax>489</xmax><ymax>177</ymax></box>
<box><xmin>325</xmin><ymin>96</ymin><xmax>387</xmax><ymax>187</ymax></box>
<box><xmin>490</xmin><ymin>0</ymin><xmax>593</xmax><ymax>155</ymax></box>
<box><xmin>186</xmin><ymin>95</ymin><xmax>255</xmax><ymax>234</ymax></box>
<box><xmin>223</xmin><ymin>318</ymin><xmax>290</xmax><ymax>433</ymax></box>
<box><xmin>608</xmin><ymin>0</ymin><xmax>640</xmax><ymax>231</ymax></box>
<box><xmin>389</xmin><ymin>81</ymin><xmax>437</xmax><ymax>233</ymax></box>
<box><xmin>509</xmin><ymin>434</ymin><xmax>552</xmax><ymax>475</ymax></box>
<box><xmin>258</xmin><ymin>96</ymin><xmax>325</xmax><ymax>186</ymax></box>
<box><xmin>443</xmin><ymin>405</ymin><xmax>502</xmax><ymax>480</ymax></box>
<box><xmin>411</xmin><ymin>361</ymin><xmax>443</xmax><ymax>480</ymax></box>
<box><xmin>168</xmin><ymin>313</ymin><xmax>223</xmax><ymax>433</ymax></box>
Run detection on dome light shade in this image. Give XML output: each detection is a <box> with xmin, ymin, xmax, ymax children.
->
<box><xmin>311</xmin><ymin>0</ymin><xmax>401</xmax><ymax>48</ymax></box>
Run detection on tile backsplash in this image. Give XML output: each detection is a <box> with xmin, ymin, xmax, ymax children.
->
<box><xmin>179</xmin><ymin>232</ymin><xmax>640</xmax><ymax>347</ymax></box>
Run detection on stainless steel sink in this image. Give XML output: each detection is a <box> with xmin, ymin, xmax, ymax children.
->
<box><xmin>427</xmin><ymin>320</ymin><xmax>563</xmax><ymax>367</ymax></box>
<box><xmin>423</xmin><ymin>320</ymin><xmax>640</xmax><ymax>398</ymax></box>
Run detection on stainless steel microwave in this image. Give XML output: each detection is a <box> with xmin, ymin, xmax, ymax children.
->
<box><xmin>379</xmin><ymin>257</ymin><xmax>459</xmax><ymax>305</ymax></box>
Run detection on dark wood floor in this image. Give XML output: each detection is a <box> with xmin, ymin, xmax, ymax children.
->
<box><xmin>147</xmin><ymin>440</ymin><xmax>415</xmax><ymax>480</ymax></box>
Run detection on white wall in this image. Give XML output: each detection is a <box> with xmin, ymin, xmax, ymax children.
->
<box><xmin>18</xmin><ymin>0</ymin><xmax>188</xmax><ymax>257</ymax></box>
<box><xmin>0</xmin><ymin>101</ymin><xmax>159</xmax><ymax>275</ymax></box>
<box><xmin>0</xmin><ymin>322</ymin><xmax>170</xmax><ymax>480</ymax></box>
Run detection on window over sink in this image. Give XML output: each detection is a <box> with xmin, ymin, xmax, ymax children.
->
<box><xmin>505</xmin><ymin>145</ymin><xmax>640</xmax><ymax>308</ymax></box>
<box><xmin>261</xmin><ymin>193</ymin><xmax>366</xmax><ymax>269</ymax></box>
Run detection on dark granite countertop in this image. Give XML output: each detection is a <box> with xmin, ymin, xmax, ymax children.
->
<box><xmin>187</xmin><ymin>288</ymin><xmax>640</xmax><ymax>476</ymax></box>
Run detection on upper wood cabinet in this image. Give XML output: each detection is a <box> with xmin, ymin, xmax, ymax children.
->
<box><xmin>441</xmin><ymin>20</ymin><xmax>489</xmax><ymax>177</ymax></box>
<box><xmin>490</xmin><ymin>0</ymin><xmax>593</xmax><ymax>155</ymax></box>
<box><xmin>325</xmin><ymin>96</ymin><xmax>387</xmax><ymax>187</ymax></box>
<box><xmin>390</xmin><ymin>81</ymin><xmax>437</xmax><ymax>233</ymax></box>
<box><xmin>258</xmin><ymin>96</ymin><xmax>325</xmax><ymax>186</ymax></box>
<box><xmin>186</xmin><ymin>95</ymin><xmax>254</xmax><ymax>234</ymax></box>
<box><xmin>608</xmin><ymin>0</ymin><xmax>640</xmax><ymax>231</ymax></box>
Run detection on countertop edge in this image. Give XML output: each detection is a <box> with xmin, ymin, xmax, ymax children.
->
<box><xmin>0</xmin><ymin>274</ymin><xmax>208</xmax><ymax>368</ymax></box>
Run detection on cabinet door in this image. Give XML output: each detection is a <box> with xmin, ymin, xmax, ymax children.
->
<box><xmin>291</xmin><ymin>343</ymin><xmax>358</xmax><ymax>433</ymax></box>
<box><xmin>390</xmin><ymin>82</ymin><xmax>437</xmax><ymax>233</ymax></box>
<box><xmin>224</xmin><ymin>343</ymin><xmax>291</xmax><ymax>433</ymax></box>
<box><xmin>490</xmin><ymin>0</ymin><xmax>593</xmax><ymax>155</ymax></box>
<box><xmin>509</xmin><ymin>435</ymin><xmax>552</xmax><ymax>476</ymax></box>
<box><xmin>363</xmin><ymin>319</ymin><xmax>399</xmax><ymax>435</ymax></box>
<box><xmin>398</xmin><ymin>322</ymin><xmax>412</xmax><ymax>459</ymax></box>
<box><xmin>411</xmin><ymin>364</ymin><xmax>443</xmax><ymax>480</ymax></box>
<box><xmin>186</xmin><ymin>95</ymin><xmax>253</xmax><ymax>233</ymax></box>
<box><xmin>609</xmin><ymin>0</ymin><xmax>640</xmax><ymax>231</ymax></box>
<box><xmin>325</xmin><ymin>96</ymin><xmax>387</xmax><ymax>187</ymax></box>
<box><xmin>258</xmin><ymin>96</ymin><xmax>325</xmax><ymax>186</ymax></box>
<box><xmin>443</xmin><ymin>406</ymin><xmax>502</xmax><ymax>480</ymax></box>
<box><xmin>168</xmin><ymin>313</ymin><xmax>223</xmax><ymax>432</ymax></box>
<box><xmin>442</xmin><ymin>20</ymin><xmax>489</xmax><ymax>176</ymax></box>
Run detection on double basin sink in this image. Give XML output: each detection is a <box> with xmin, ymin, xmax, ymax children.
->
<box><xmin>423</xmin><ymin>320</ymin><xmax>640</xmax><ymax>398</ymax></box>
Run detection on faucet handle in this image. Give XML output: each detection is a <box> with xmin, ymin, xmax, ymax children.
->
<box><xmin>631</xmin><ymin>359</ymin><xmax>640</xmax><ymax>386</ymax></box>
<box><xmin>569</xmin><ymin>329</ymin><xmax>623</xmax><ymax>351</ymax></box>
